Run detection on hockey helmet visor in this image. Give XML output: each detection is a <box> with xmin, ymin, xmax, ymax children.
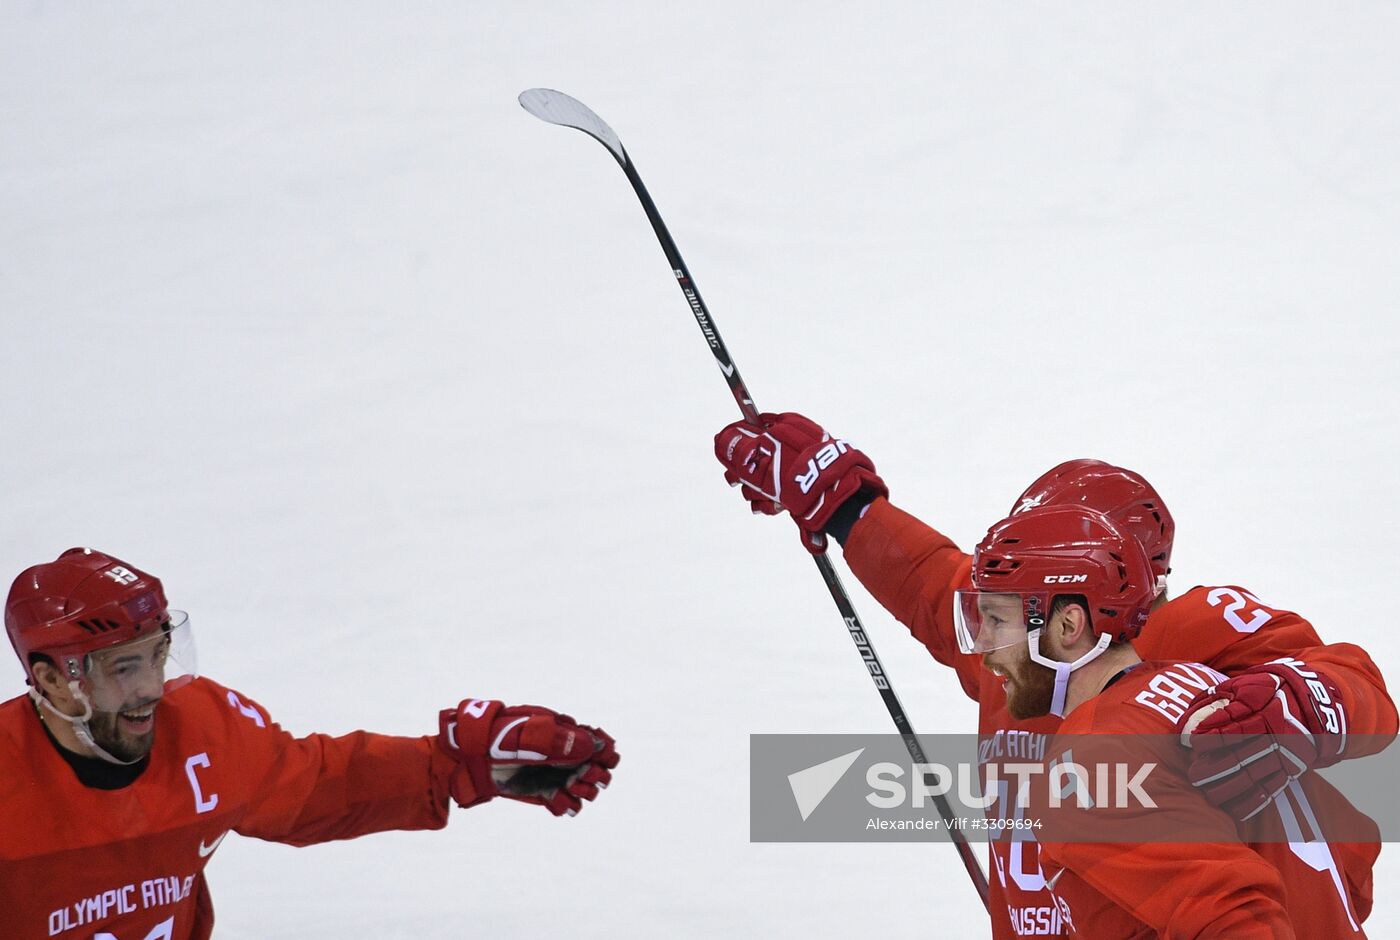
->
<box><xmin>78</xmin><ymin>611</ymin><xmax>197</xmax><ymax>713</ymax></box>
<box><xmin>953</xmin><ymin>590</ymin><xmax>1051</xmax><ymax>655</ymax></box>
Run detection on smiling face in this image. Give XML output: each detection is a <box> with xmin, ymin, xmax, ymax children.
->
<box><xmin>32</xmin><ymin>630</ymin><xmax>172</xmax><ymax>762</ymax></box>
<box><xmin>973</xmin><ymin>593</ymin><xmax>1058</xmax><ymax>720</ymax></box>
<box><xmin>80</xmin><ymin>631</ymin><xmax>171</xmax><ymax>761</ymax></box>
<box><xmin>981</xmin><ymin>634</ymin><xmax>1057</xmax><ymax>720</ymax></box>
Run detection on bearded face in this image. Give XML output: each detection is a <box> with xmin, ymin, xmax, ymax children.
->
<box><xmin>84</xmin><ymin>698</ymin><xmax>160</xmax><ymax>762</ymax></box>
<box><xmin>982</xmin><ymin>637</ymin><xmax>1058</xmax><ymax>719</ymax></box>
<box><xmin>79</xmin><ymin>632</ymin><xmax>171</xmax><ymax>762</ymax></box>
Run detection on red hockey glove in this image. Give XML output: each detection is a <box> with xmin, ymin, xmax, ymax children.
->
<box><xmin>438</xmin><ymin>699</ymin><xmax>619</xmax><ymax>817</ymax></box>
<box><xmin>713</xmin><ymin>412</ymin><xmax>887</xmax><ymax>553</ymax></box>
<box><xmin>1179</xmin><ymin>659</ymin><xmax>1346</xmax><ymax>821</ymax></box>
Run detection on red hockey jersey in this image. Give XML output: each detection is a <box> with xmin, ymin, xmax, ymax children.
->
<box><xmin>0</xmin><ymin>676</ymin><xmax>457</xmax><ymax>940</ymax></box>
<box><xmin>841</xmin><ymin>497</ymin><xmax>1394</xmax><ymax>938</ymax></box>
<box><xmin>1038</xmin><ymin>660</ymin><xmax>1369</xmax><ymax>938</ymax></box>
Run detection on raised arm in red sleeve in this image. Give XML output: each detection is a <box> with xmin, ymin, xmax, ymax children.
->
<box><xmin>840</xmin><ymin>497</ymin><xmax>982</xmax><ymax>701</ymax></box>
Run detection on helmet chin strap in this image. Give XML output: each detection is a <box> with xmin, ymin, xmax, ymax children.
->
<box><xmin>29</xmin><ymin>683</ymin><xmax>144</xmax><ymax>766</ymax></box>
<box><xmin>1027</xmin><ymin>629</ymin><xmax>1113</xmax><ymax>718</ymax></box>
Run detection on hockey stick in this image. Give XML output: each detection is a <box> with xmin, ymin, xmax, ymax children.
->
<box><xmin>520</xmin><ymin>88</ymin><xmax>990</xmax><ymax>910</ymax></box>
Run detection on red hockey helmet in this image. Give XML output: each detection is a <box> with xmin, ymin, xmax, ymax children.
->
<box><xmin>955</xmin><ymin>504</ymin><xmax>1157</xmax><ymax>655</ymax></box>
<box><xmin>6</xmin><ymin>548</ymin><xmax>172</xmax><ymax>685</ymax></box>
<box><xmin>1011</xmin><ymin>459</ymin><xmax>1174</xmax><ymax>587</ymax></box>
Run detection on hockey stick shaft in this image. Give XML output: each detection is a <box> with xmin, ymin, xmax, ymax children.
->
<box><xmin>520</xmin><ymin>89</ymin><xmax>989</xmax><ymax>909</ymax></box>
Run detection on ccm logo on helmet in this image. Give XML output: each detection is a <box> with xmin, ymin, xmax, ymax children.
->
<box><xmin>796</xmin><ymin>439</ymin><xmax>849</xmax><ymax>494</ymax></box>
<box><xmin>104</xmin><ymin>565</ymin><xmax>139</xmax><ymax>585</ymax></box>
<box><xmin>1044</xmin><ymin>574</ymin><xmax>1089</xmax><ymax>584</ymax></box>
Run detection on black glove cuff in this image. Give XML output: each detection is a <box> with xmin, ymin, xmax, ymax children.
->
<box><xmin>824</xmin><ymin>490</ymin><xmax>880</xmax><ymax>546</ymax></box>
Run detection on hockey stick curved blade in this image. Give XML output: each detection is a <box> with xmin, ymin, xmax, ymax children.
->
<box><xmin>519</xmin><ymin>88</ymin><xmax>628</xmax><ymax>165</ymax></box>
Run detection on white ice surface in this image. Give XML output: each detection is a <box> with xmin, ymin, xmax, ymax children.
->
<box><xmin>2</xmin><ymin>4</ymin><xmax>1398</xmax><ymax>938</ymax></box>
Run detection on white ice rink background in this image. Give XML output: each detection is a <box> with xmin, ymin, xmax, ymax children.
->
<box><xmin>2</xmin><ymin>4</ymin><xmax>1398</xmax><ymax>937</ymax></box>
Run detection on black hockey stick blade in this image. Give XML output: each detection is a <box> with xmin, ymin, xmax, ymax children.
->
<box><xmin>519</xmin><ymin>88</ymin><xmax>628</xmax><ymax>166</ymax></box>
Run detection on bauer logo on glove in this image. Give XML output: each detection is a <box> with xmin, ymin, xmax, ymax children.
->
<box><xmin>713</xmin><ymin>412</ymin><xmax>887</xmax><ymax>551</ymax></box>
<box><xmin>796</xmin><ymin>438</ymin><xmax>852</xmax><ymax>495</ymax></box>
<box><xmin>1178</xmin><ymin>658</ymin><xmax>1347</xmax><ymax>821</ymax></box>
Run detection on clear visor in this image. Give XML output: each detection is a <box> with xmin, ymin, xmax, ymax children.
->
<box><xmin>953</xmin><ymin>591</ymin><xmax>1048</xmax><ymax>655</ymax></box>
<box><xmin>80</xmin><ymin>611</ymin><xmax>196</xmax><ymax>713</ymax></box>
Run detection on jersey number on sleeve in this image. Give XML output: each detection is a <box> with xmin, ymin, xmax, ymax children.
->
<box><xmin>226</xmin><ymin>690</ymin><xmax>266</xmax><ymax>727</ymax></box>
<box><xmin>1206</xmin><ymin>587</ymin><xmax>1273</xmax><ymax>633</ymax></box>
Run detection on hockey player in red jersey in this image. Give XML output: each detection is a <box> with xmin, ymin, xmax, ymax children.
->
<box><xmin>0</xmin><ymin>548</ymin><xmax>620</xmax><ymax>940</ymax></box>
<box><xmin>712</xmin><ymin>412</ymin><xmax>1394</xmax><ymax>938</ymax></box>
<box><xmin>959</xmin><ymin>505</ymin><xmax>1368</xmax><ymax>937</ymax></box>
